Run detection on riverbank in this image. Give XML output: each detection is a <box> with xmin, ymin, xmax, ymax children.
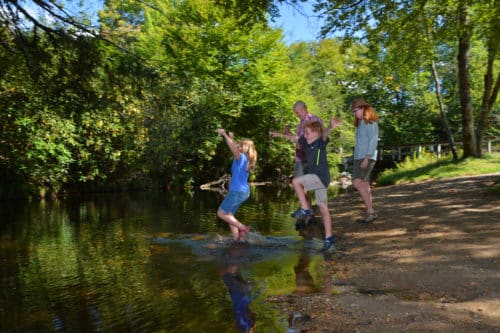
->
<box><xmin>270</xmin><ymin>173</ymin><xmax>500</xmax><ymax>332</ymax></box>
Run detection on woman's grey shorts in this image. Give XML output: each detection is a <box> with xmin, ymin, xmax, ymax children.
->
<box><xmin>352</xmin><ymin>159</ymin><xmax>376</xmax><ymax>182</ymax></box>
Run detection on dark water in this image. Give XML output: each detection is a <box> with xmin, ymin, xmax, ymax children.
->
<box><xmin>0</xmin><ymin>186</ymin><xmax>336</xmax><ymax>333</ymax></box>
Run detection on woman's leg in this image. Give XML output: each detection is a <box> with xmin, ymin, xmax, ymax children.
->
<box><xmin>352</xmin><ymin>178</ymin><xmax>375</xmax><ymax>215</ymax></box>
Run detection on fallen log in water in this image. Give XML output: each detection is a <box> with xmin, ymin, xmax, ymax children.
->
<box><xmin>200</xmin><ymin>174</ymin><xmax>230</xmax><ymax>192</ymax></box>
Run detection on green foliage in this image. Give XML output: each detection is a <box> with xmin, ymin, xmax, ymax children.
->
<box><xmin>14</xmin><ymin>110</ymin><xmax>75</xmax><ymax>191</ymax></box>
<box><xmin>377</xmin><ymin>152</ymin><xmax>500</xmax><ymax>185</ymax></box>
<box><xmin>316</xmin><ymin>0</ymin><xmax>500</xmax><ymax>157</ymax></box>
<box><xmin>327</xmin><ymin>151</ymin><xmax>343</xmax><ymax>179</ymax></box>
<box><xmin>286</xmin><ymin>40</ymin><xmax>367</xmax><ymax>162</ymax></box>
<box><xmin>121</xmin><ymin>0</ymin><xmax>306</xmax><ymax>187</ymax></box>
<box><xmin>0</xmin><ymin>21</ymin><xmax>148</xmax><ymax>197</ymax></box>
<box><xmin>1</xmin><ymin>0</ymin><xmax>497</xmax><ymax>198</ymax></box>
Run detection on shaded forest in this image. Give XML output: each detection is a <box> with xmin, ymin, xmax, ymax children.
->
<box><xmin>0</xmin><ymin>0</ymin><xmax>498</xmax><ymax>199</ymax></box>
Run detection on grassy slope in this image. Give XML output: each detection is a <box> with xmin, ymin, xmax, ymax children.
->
<box><xmin>376</xmin><ymin>152</ymin><xmax>500</xmax><ymax>188</ymax></box>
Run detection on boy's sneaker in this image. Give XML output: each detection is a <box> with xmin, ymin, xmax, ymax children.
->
<box><xmin>322</xmin><ymin>236</ymin><xmax>335</xmax><ymax>252</ymax></box>
<box><xmin>291</xmin><ymin>208</ymin><xmax>313</xmax><ymax>218</ymax></box>
<box><xmin>295</xmin><ymin>220</ymin><xmax>306</xmax><ymax>230</ymax></box>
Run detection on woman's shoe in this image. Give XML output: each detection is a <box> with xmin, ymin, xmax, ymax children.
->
<box><xmin>357</xmin><ymin>213</ymin><xmax>377</xmax><ymax>223</ymax></box>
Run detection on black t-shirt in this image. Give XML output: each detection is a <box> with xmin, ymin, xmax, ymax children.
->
<box><xmin>298</xmin><ymin>136</ymin><xmax>330</xmax><ymax>187</ymax></box>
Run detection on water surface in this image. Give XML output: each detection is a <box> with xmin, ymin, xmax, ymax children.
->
<box><xmin>0</xmin><ymin>186</ymin><xmax>334</xmax><ymax>332</ymax></box>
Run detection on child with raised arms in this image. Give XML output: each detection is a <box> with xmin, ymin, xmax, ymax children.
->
<box><xmin>216</xmin><ymin>128</ymin><xmax>257</xmax><ymax>241</ymax></box>
<box><xmin>274</xmin><ymin>118</ymin><xmax>342</xmax><ymax>251</ymax></box>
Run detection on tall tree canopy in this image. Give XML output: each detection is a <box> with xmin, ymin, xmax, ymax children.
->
<box><xmin>316</xmin><ymin>0</ymin><xmax>499</xmax><ymax>157</ymax></box>
<box><xmin>1</xmin><ymin>0</ymin><xmax>497</xmax><ymax>199</ymax></box>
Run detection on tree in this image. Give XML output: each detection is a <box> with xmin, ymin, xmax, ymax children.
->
<box><xmin>316</xmin><ymin>0</ymin><xmax>499</xmax><ymax>158</ymax></box>
<box><xmin>474</xmin><ymin>0</ymin><xmax>500</xmax><ymax>156</ymax></box>
<box><xmin>457</xmin><ymin>0</ymin><xmax>476</xmax><ymax>156</ymax></box>
<box><xmin>98</xmin><ymin>0</ymin><xmax>307</xmax><ymax>187</ymax></box>
<box><xmin>0</xmin><ymin>1</ymin><xmax>149</xmax><ymax>197</ymax></box>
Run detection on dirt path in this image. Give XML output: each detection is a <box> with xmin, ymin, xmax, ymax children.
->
<box><xmin>270</xmin><ymin>174</ymin><xmax>500</xmax><ymax>332</ymax></box>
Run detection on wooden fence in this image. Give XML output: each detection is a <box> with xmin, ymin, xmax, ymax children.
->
<box><xmin>376</xmin><ymin>137</ymin><xmax>499</xmax><ymax>161</ymax></box>
<box><xmin>336</xmin><ymin>137</ymin><xmax>499</xmax><ymax>174</ymax></box>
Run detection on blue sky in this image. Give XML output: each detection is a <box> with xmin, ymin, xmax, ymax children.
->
<box><xmin>270</xmin><ymin>1</ymin><xmax>324</xmax><ymax>44</ymax></box>
<box><xmin>27</xmin><ymin>0</ymin><xmax>323</xmax><ymax>44</ymax></box>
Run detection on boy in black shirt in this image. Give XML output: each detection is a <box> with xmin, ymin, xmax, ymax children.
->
<box><xmin>282</xmin><ymin>118</ymin><xmax>342</xmax><ymax>251</ymax></box>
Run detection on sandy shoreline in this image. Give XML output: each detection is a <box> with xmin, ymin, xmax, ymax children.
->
<box><xmin>270</xmin><ymin>174</ymin><xmax>500</xmax><ymax>332</ymax></box>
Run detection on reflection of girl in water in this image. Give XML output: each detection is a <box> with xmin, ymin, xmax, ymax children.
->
<box><xmin>218</xmin><ymin>244</ymin><xmax>257</xmax><ymax>332</ymax></box>
<box><xmin>221</xmin><ymin>265</ymin><xmax>256</xmax><ymax>332</ymax></box>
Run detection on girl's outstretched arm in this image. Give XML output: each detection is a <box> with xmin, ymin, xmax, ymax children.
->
<box><xmin>217</xmin><ymin>128</ymin><xmax>241</xmax><ymax>159</ymax></box>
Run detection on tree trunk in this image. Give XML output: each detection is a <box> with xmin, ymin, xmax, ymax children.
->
<box><xmin>430</xmin><ymin>59</ymin><xmax>458</xmax><ymax>160</ymax></box>
<box><xmin>457</xmin><ymin>1</ymin><xmax>478</xmax><ymax>157</ymax></box>
<box><xmin>476</xmin><ymin>21</ymin><xmax>500</xmax><ymax>157</ymax></box>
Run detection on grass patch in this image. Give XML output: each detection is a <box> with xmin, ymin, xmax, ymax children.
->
<box><xmin>377</xmin><ymin>152</ymin><xmax>500</xmax><ymax>186</ymax></box>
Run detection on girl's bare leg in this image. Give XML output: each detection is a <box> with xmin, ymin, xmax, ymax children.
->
<box><xmin>217</xmin><ymin>210</ymin><xmax>247</xmax><ymax>240</ymax></box>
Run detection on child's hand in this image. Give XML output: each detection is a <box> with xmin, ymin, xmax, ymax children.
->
<box><xmin>330</xmin><ymin>117</ymin><xmax>342</xmax><ymax>128</ymax></box>
<box><xmin>216</xmin><ymin>128</ymin><xmax>225</xmax><ymax>136</ymax></box>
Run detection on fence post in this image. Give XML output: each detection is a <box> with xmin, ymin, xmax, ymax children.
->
<box><xmin>437</xmin><ymin>144</ymin><xmax>442</xmax><ymax>158</ymax></box>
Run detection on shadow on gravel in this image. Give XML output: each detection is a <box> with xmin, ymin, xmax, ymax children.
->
<box><xmin>277</xmin><ymin>174</ymin><xmax>500</xmax><ymax>332</ymax></box>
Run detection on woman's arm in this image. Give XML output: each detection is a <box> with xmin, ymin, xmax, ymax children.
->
<box><xmin>359</xmin><ymin>122</ymin><xmax>378</xmax><ymax>168</ymax></box>
<box><xmin>365</xmin><ymin>122</ymin><xmax>379</xmax><ymax>158</ymax></box>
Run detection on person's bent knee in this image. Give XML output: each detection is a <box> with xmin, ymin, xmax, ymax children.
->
<box><xmin>292</xmin><ymin>177</ymin><xmax>303</xmax><ymax>187</ymax></box>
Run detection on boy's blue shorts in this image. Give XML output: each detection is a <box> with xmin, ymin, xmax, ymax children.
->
<box><xmin>219</xmin><ymin>190</ymin><xmax>250</xmax><ymax>214</ymax></box>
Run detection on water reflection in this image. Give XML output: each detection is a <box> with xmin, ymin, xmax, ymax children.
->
<box><xmin>294</xmin><ymin>217</ymin><xmax>325</xmax><ymax>295</ymax></box>
<box><xmin>218</xmin><ymin>245</ymin><xmax>256</xmax><ymax>333</ymax></box>
<box><xmin>0</xmin><ymin>186</ymin><xmax>334</xmax><ymax>332</ymax></box>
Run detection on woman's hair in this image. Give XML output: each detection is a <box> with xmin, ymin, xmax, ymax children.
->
<box><xmin>304</xmin><ymin>120</ymin><xmax>323</xmax><ymax>136</ymax></box>
<box><xmin>239</xmin><ymin>139</ymin><xmax>257</xmax><ymax>172</ymax></box>
<box><xmin>351</xmin><ymin>98</ymin><xmax>379</xmax><ymax>127</ymax></box>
